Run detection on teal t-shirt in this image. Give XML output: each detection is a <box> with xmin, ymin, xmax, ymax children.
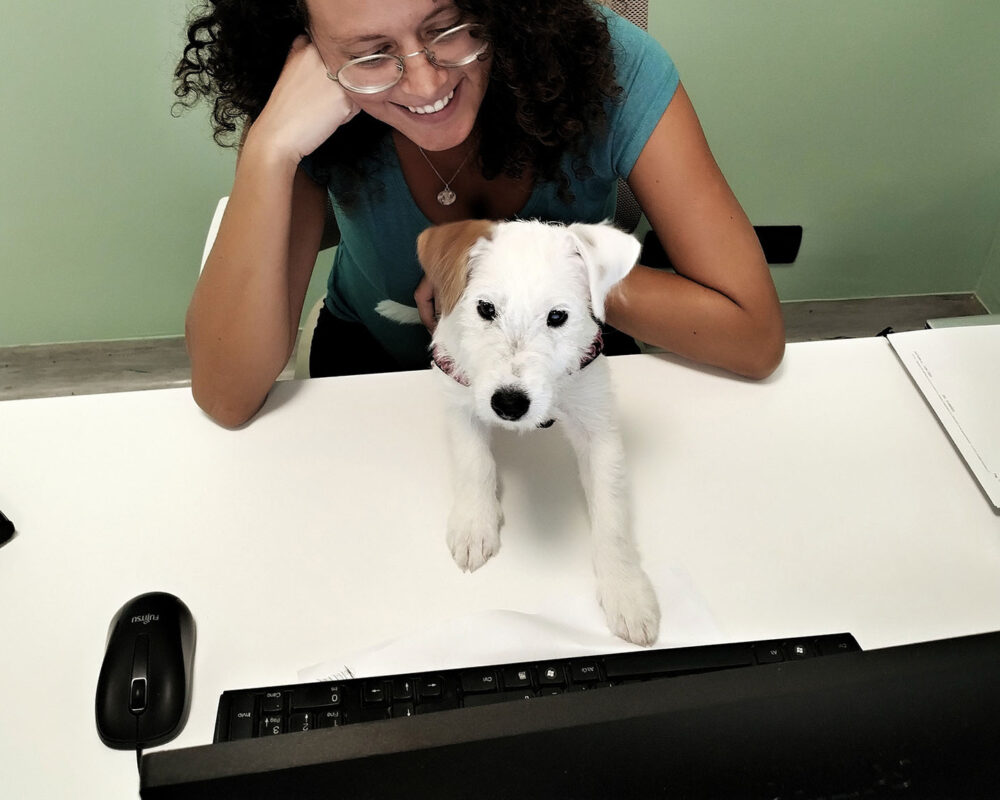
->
<box><xmin>311</xmin><ymin>9</ymin><xmax>679</xmax><ymax>369</ymax></box>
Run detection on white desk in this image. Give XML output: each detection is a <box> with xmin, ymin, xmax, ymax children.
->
<box><xmin>1</xmin><ymin>339</ymin><xmax>998</xmax><ymax>798</ymax></box>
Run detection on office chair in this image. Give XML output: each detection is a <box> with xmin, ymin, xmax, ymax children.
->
<box><xmin>199</xmin><ymin>0</ymin><xmax>651</xmax><ymax>379</ymax></box>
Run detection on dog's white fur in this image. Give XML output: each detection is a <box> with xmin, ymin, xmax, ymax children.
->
<box><xmin>414</xmin><ymin>219</ymin><xmax>660</xmax><ymax>645</ymax></box>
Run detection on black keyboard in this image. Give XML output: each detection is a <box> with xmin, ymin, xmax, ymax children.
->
<box><xmin>213</xmin><ymin>633</ymin><xmax>860</xmax><ymax>742</ymax></box>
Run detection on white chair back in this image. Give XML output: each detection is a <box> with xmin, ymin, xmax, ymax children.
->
<box><xmin>199</xmin><ymin>196</ymin><xmax>229</xmax><ymax>273</ymax></box>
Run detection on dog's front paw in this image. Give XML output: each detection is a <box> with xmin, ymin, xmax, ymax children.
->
<box><xmin>447</xmin><ymin>499</ymin><xmax>502</xmax><ymax>573</ymax></box>
<box><xmin>598</xmin><ymin>567</ymin><xmax>661</xmax><ymax>646</ymax></box>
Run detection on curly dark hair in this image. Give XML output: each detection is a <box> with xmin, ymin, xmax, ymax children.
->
<box><xmin>174</xmin><ymin>0</ymin><xmax>622</xmax><ymax>204</ymax></box>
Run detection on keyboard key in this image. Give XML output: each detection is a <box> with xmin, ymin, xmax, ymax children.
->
<box><xmin>815</xmin><ymin>634</ymin><xmax>861</xmax><ymax>656</ymax></box>
<box><xmin>502</xmin><ymin>666</ymin><xmax>533</xmax><ymax>689</ymax></box>
<box><xmin>228</xmin><ymin>695</ymin><xmax>255</xmax><ymax>741</ymax></box>
<box><xmin>261</xmin><ymin>691</ymin><xmax>284</xmax><ymax>713</ymax></box>
<box><xmin>317</xmin><ymin>709</ymin><xmax>344</xmax><ymax>728</ymax></box>
<box><xmin>291</xmin><ymin>684</ymin><xmax>342</xmax><ymax>710</ymax></box>
<box><xmin>259</xmin><ymin>715</ymin><xmax>283</xmax><ymax>736</ymax></box>
<box><xmin>571</xmin><ymin>661</ymin><xmax>600</xmax><ymax>682</ymax></box>
<box><xmin>461</xmin><ymin>669</ymin><xmax>500</xmax><ymax>693</ymax></box>
<box><xmin>754</xmin><ymin>643</ymin><xmax>785</xmax><ymax>664</ymax></box>
<box><xmin>417</xmin><ymin>676</ymin><xmax>445</xmax><ymax>700</ymax></box>
<box><xmin>392</xmin><ymin>678</ymin><xmax>414</xmax><ymax>701</ymax></box>
<box><xmin>363</xmin><ymin>681</ymin><xmax>387</xmax><ymax>706</ymax></box>
<box><xmin>391</xmin><ymin>702</ymin><xmax>415</xmax><ymax>718</ymax></box>
<box><xmin>289</xmin><ymin>712</ymin><xmax>312</xmax><ymax>733</ymax></box>
<box><xmin>786</xmin><ymin>641</ymin><xmax>818</xmax><ymax>660</ymax></box>
<box><xmin>538</xmin><ymin>664</ymin><xmax>566</xmax><ymax>686</ymax></box>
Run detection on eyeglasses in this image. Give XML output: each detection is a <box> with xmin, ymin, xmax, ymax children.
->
<box><xmin>319</xmin><ymin>22</ymin><xmax>489</xmax><ymax>95</ymax></box>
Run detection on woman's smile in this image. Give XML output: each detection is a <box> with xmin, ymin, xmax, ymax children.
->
<box><xmin>404</xmin><ymin>87</ymin><xmax>456</xmax><ymax>115</ymax></box>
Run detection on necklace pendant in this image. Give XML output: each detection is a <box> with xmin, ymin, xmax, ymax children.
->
<box><xmin>436</xmin><ymin>187</ymin><xmax>457</xmax><ymax>206</ymax></box>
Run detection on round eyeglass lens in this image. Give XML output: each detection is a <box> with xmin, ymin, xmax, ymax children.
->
<box><xmin>337</xmin><ymin>56</ymin><xmax>404</xmax><ymax>93</ymax></box>
<box><xmin>427</xmin><ymin>23</ymin><xmax>487</xmax><ymax>67</ymax></box>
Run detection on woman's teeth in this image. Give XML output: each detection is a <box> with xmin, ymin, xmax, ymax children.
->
<box><xmin>406</xmin><ymin>89</ymin><xmax>455</xmax><ymax>115</ymax></box>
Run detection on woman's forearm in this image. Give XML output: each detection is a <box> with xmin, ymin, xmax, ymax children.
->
<box><xmin>186</xmin><ymin>134</ymin><xmax>323</xmax><ymax>427</ymax></box>
<box><xmin>607</xmin><ymin>264</ymin><xmax>785</xmax><ymax>380</ymax></box>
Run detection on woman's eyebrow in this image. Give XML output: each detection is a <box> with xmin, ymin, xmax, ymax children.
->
<box><xmin>331</xmin><ymin>32</ymin><xmax>389</xmax><ymax>47</ymax></box>
<box><xmin>327</xmin><ymin>4</ymin><xmax>456</xmax><ymax>47</ymax></box>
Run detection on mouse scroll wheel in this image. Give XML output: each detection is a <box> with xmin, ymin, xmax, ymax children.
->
<box><xmin>129</xmin><ymin>634</ymin><xmax>150</xmax><ymax>714</ymax></box>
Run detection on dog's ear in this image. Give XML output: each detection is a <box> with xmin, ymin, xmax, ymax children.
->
<box><xmin>416</xmin><ymin>220</ymin><xmax>497</xmax><ymax>315</ymax></box>
<box><xmin>568</xmin><ymin>222</ymin><xmax>641</xmax><ymax>322</ymax></box>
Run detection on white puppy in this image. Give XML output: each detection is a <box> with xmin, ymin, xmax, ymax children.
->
<box><xmin>414</xmin><ymin>219</ymin><xmax>660</xmax><ymax>646</ymax></box>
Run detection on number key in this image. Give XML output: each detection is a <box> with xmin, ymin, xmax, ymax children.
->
<box><xmin>259</xmin><ymin>715</ymin><xmax>283</xmax><ymax>736</ymax></box>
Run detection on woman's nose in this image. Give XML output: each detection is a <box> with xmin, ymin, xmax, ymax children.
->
<box><xmin>398</xmin><ymin>50</ymin><xmax>449</xmax><ymax>98</ymax></box>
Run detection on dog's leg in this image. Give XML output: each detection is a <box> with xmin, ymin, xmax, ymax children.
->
<box><xmin>445</xmin><ymin>405</ymin><xmax>503</xmax><ymax>572</ymax></box>
<box><xmin>562</xmin><ymin>408</ymin><xmax>661</xmax><ymax>646</ymax></box>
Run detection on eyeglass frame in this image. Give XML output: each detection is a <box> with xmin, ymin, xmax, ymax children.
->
<box><xmin>312</xmin><ymin>22</ymin><xmax>490</xmax><ymax>95</ymax></box>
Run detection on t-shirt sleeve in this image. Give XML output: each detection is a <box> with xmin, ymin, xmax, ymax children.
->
<box><xmin>298</xmin><ymin>153</ymin><xmax>332</xmax><ymax>187</ymax></box>
<box><xmin>603</xmin><ymin>11</ymin><xmax>681</xmax><ymax>179</ymax></box>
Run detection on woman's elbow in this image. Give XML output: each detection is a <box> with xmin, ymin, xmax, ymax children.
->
<box><xmin>190</xmin><ymin>388</ymin><xmax>255</xmax><ymax>429</ymax></box>
<box><xmin>189</xmin><ymin>373</ymin><xmax>263</xmax><ymax>429</ymax></box>
<box><xmin>736</xmin><ymin>315</ymin><xmax>786</xmax><ymax>380</ymax></box>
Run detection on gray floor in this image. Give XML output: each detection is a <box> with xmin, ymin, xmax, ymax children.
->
<box><xmin>0</xmin><ymin>294</ymin><xmax>988</xmax><ymax>402</ymax></box>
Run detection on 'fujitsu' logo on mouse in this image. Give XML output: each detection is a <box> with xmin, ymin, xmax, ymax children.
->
<box><xmin>131</xmin><ymin>613</ymin><xmax>160</xmax><ymax>625</ymax></box>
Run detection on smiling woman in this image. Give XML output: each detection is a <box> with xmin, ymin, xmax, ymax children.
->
<box><xmin>175</xmin><ymin>0</ymin><xmax>784</xmax><ymax>428</ymax></box>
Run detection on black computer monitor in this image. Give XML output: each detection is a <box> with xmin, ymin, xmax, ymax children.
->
<box><xmin>140</xmin><ymin>631</ymin><xmax>1000</xmax><ymax>799</ymax></box>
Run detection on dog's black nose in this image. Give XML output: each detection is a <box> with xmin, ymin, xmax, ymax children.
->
<box><xmin>491</xmin><ymin>387</ymin><xmax>531</xmax><ymax>421</ymax></box>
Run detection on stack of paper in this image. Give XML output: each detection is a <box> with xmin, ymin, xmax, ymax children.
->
<box><xmin>888</xmin><ymin>325</ymin><xmax>1000</xmax><ymax>509</ymax></box>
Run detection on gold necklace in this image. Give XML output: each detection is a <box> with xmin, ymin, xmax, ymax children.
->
<box><xmin>417</xmin><ymin>146</ymin><xmax>473</xmax><ymax>206</ymax></box>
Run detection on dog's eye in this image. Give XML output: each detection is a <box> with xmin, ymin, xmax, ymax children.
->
<box><xmin>547</xmin><ymin>309</ymin><xmax>568</xmax><ymax>328</ymax></box>
<box><xmin>477</xmin><ymin>300</ymin><xmax>496</xmax><ymax>321</ymax></box>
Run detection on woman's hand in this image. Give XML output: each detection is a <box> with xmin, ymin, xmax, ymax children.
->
<box><xmin>248</xmin><ymin>34</ymin><xmax>361</xmax><ymax>165</ymax></box>
<box><xmin>414</xmin><ymin>275</ymin><xmax>439</xmax><ymax>332</ymax></box>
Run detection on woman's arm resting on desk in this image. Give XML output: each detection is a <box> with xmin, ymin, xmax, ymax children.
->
<box><xmin>609</xmin><ymin>83</ymin><xmax>785</xmax><ymax>379</ymax></box>
<box><xmin>186</xmin><ymin>160</ymin><xmax>325</xmax><ymax>428</ymax></box>
<box><xmin>185</xmin><ymin>36</ymin><xmax>356</xmax><ymax>428</ymax></box>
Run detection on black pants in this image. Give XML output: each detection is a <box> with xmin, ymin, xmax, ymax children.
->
<box><xmin>309</xmin><ymin>305</ymin><xmax>409</xmax><ymax>378</ymax></box>
<box><xmin>308</xmin><ymin>304</ymin><xmax>640</xmax><ymax>378</ymax></box>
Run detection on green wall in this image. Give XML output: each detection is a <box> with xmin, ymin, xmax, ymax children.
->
<box><xmin>1</xmin><ymin>1</ymin><xmax>998</xmax><ymax>347</ymax></box>
<box><xmin>648</xmin><ymin>0</ymin><xmax>1000</xmax><ymax>305</ymax></box>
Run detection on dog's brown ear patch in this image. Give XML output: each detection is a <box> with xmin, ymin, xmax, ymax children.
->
<box><xmin>416</xmin><ymin>220</ymin><xmax>496</xmax><ymax>315</ymax></box>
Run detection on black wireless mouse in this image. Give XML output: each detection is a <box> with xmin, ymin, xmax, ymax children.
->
<box><xmin>95</xmin><ymin>592</ymin><xmax>195</xmax><ymax>749</ymax></box>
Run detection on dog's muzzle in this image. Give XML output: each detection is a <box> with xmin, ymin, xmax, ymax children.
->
<box><xmin>431</xmin><ymin>330</ymin><xmax>603</xmax><ymax>428</ymax></box>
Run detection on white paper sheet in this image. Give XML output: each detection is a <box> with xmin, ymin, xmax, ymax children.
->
<box><xmin>299</xmin><ymin>564</ymin><xmax>723</xmax><ymax>681</ymax></box>
<box><xmin>888</xmin><ymin>325</ymin><xmax>1000</xmax><ymax>509</ymax></box>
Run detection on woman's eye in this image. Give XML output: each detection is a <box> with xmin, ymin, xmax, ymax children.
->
<box><xmin>353</xmin><ymin>55</ymin><xmax>393</xmax><ymax>69</ymax></box>
<box><xmin>349</xmin><ymin>44</ymin><xmax>392</xmax><ymax>60</ymax></box>
<box><xmin>428</xmin><ymin>18</ymin><xmax>463</xmax><ymax>37</ymax></box>
<box><xmin>547</xmin><ymin>309</ymin><xmax>568</xmax><ymax>328</ymax></box>
<box><xmin>477</xmin><ymin>300</ymin><xmax>496</xmax><ymax>321</ymax></box>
